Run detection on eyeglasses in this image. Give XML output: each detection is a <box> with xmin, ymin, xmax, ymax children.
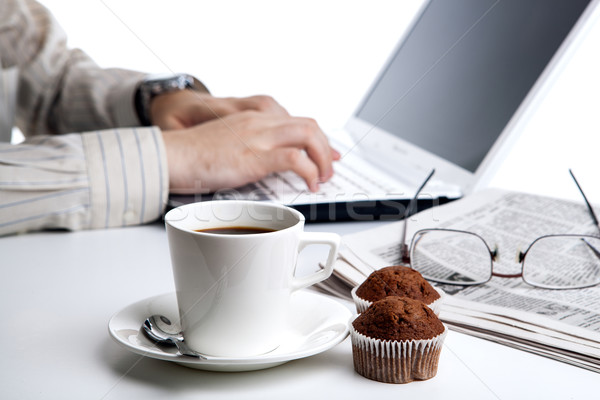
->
<box><xmin>400</xmin><ymin>170</ymin><xmax>600</xmax><ymax>290</ymax></box>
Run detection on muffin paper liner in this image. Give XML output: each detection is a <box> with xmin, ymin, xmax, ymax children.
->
<box><xmin>350</xmin><ymin>321</ymin><xmax>447</xmax><ymax>384</ymax></box>
<box><xmin>351</xmin><ymin>286</ymin><xmax>445</xmax><ymax>316</ymax></box>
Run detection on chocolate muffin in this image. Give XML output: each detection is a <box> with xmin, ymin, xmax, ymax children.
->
<box><xmin>351</xmin><ymin>296</ymin><xmax>447</xmax><ymax>384</ymax></box>
<box><xmin>351</xmin><ymin>265</ymin><xmax>443</xmax><ymax>315</ymax></box>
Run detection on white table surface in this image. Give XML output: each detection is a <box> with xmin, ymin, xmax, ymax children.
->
<box><xmin>3</xmin><ymin>1</ymin><xmax>600</xmax><ymax>398</ymax></box>
<box><xmin>1</xmin><ymin>219</ymin><xmax>598</xmax><ymax>400</ymax></box>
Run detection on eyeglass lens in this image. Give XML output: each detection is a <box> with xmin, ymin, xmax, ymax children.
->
<box><xmin>410</xmin><ymin>230</ymin><xmax>492</xmax><ymax>285</ymax></box>
<box><xmin>411</xmin><ymin>230</ymin><xmax>600</xmax><ymax>289</ymax></box>
<box><xmin>522</xmin><ymin>235</ymin><xmax>600</xmax><ymax>289</ymax></box>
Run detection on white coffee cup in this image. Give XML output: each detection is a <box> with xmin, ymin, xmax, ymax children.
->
<box><xmin>164</xmin><ymin>200</ymin><xmax>340</xmax><ymax>357</ymax></box>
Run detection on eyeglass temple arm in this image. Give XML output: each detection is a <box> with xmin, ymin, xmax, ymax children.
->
<box><xmin>400</xmin><ymin>169</ymin><xmax>436</xmax><ymax>263</ymax></box>
<box><xmin>569</xmin><ymin>169</ymin><xmax>600</xmax><ymax>232</ymax></box>
<box><xmin>582</xmin><ymin>238</ymin><xmax>600</xmax><ymax>262</ymax></box>
<box><xmin>567</xmin><ymin>170</ymin><xmax>600</xmax><ymax>264</ymax></box>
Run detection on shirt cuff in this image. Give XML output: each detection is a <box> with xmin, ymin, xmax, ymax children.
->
<box><xmin>82</xmin><ymin>127</ymin><xmax>169</xmax><ymax>229</ymax></box>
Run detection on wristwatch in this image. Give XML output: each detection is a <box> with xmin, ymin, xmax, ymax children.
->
<box><xmin>135</xmin><ymin>73</ymin><xmax>196</xmax><ymax>126</ymax></box>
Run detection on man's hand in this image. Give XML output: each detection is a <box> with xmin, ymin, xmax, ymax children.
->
<box><xmin>162</xmin><ymin>111</ymin><xmax>340</xmax><ymax>194</ymax></box>
<box><xmin>150</xmin><ymin>90</ymin><xmax>289</xmax><ymax>129</ymax></box>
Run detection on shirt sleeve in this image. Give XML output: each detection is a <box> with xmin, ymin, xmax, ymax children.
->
<box><xmin>1</xmin><ymin>0</ymin><xmax>145</xmax><ymax>136</ymax></box>
<box><xmin>0</xmin><ymin>127</ymin><xmax>169</xmax><ymax>236</ymax></box>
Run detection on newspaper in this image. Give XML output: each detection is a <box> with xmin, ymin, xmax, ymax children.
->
<box><xmin>320</xmin><ymin>188</ymin><xmax>600</xmax><ymax>372</ymax></box>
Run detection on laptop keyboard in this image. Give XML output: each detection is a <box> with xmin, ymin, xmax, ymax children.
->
<box><xmin>255</xmin><ymin>155</ymin><xmax>411</xmax><ymax>205</ymax></box>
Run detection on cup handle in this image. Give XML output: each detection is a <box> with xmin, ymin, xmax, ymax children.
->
<box><xmin>291</xmin><ymin>232</ymin><xmax>341</xmax><ymax>292</ymax></box>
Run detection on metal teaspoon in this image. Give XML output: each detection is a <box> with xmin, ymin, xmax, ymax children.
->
<box><xmin>142</xmin><ymin>314</ymin><xmax>209</xmax><ymax>360</ymax></box>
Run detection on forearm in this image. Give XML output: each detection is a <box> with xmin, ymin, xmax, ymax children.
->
<box><xmin>0</xmin><ymin>127</ymin><xmax>168</xmax><ymax>236</ymax></box>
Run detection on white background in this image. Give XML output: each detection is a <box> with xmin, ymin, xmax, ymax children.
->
<box><xmin>38</xmin><ymin>0</ymin><xmax>600</xmax><ymax>202</ymax></box>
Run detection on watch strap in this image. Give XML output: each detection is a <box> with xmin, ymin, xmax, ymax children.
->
<box><xmin>135</xmin><ymin>73</ymin><xmax>197</xmax><ymax>126</ymax></box>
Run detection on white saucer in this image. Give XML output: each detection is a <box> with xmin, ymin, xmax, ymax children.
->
<box><xmin>108</xmin><ymin>290</ymin><xmax>351</xmax><ymax>372</ymax></box>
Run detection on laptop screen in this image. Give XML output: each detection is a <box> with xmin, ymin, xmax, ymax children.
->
<box><xmin>355</xmin><ymin>0</ymin><xmax>591</xmax><ymax>172</ymax></box>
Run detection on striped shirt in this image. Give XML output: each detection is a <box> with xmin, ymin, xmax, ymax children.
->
<box><xmin>0</xmin><ymin>0</ymin><xmax>169</xmax><ymax>236</ymax></box>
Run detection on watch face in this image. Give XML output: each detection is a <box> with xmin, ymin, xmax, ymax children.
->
<box><xmin>146</xmin><ymin>74</ymin><xmax>193</xmax><ymax>88</ymax></box>
<box><xmin>147</xmin><ymin>73</ymin><xmax>181</xmax><ymax>81</ymax></box>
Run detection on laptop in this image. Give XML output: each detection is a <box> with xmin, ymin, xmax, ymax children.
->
<box><xmin>169</xmin><ymin>0</ymin><xmax>599</xmax><ymax>221</ymax></box>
